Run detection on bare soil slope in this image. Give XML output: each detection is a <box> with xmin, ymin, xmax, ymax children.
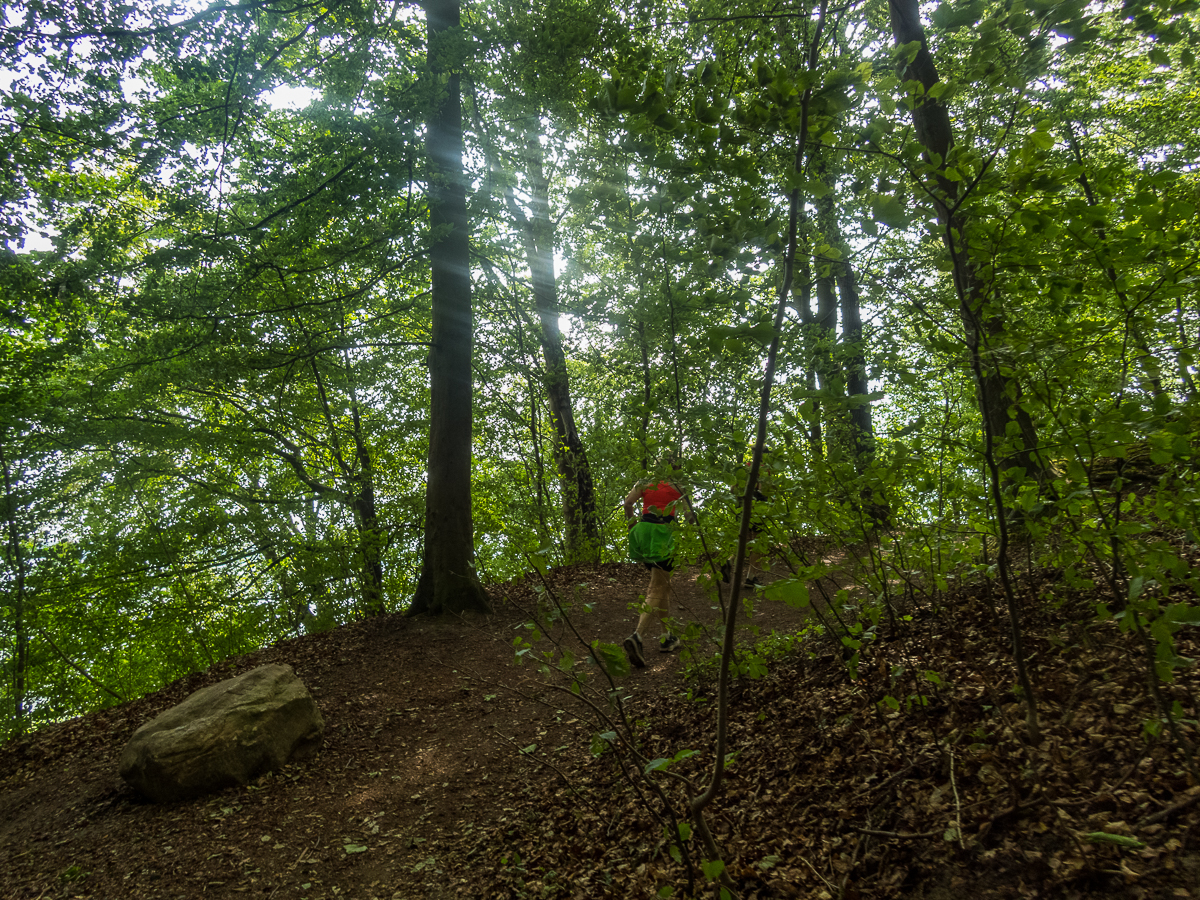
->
<box><xmin>1</xmin><ymin>558</ymin><xmax>1198</xmax><ymax>900</ymax></box>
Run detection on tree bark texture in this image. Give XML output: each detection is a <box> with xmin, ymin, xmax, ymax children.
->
<box><xmin>889</xmin><ymin>0</ymin><xmax>1042</xmax><ymax>479</ymax></box>
<box><xmin>636</xmin><ymin>319</ymin><xmax>652</xmax><ymax>471</ymax></box>
<box><xmin>814</xmin><ymin>151</ymin><xmax>874</xmax><ymax>464</ymax></box>
<box><xmin>813</xmin><ymin>169</ymin><xmax>850</xmax><ymax>455</ymax></box>
<box><xmin>838</xmin><ymin>261</ymin><xmax>875</xmax><ymax>463</ymax></box>
<box><xmin>1</xmin><ymin>444</ymin><xmax>28</xmax><ymax>734</ymax></box>
<box><xmin>410</xmin><ymin>0</ymin><xmax>490</xmax><ymax>615</ymax></box>
<box><xmin>310</xmin><ymin>349</ymin><xmax>387</xmax><ymax>616</ymax></box>
<box><xmin>527</xmin><ymin>381</ymin><xmax>552</xmax><ymax>536</ymax></box>
<box><xmin>350</xmin><ymin>403</ymin><xmax>386</xmax><ymax>616</ymax></box>
<box><xmin>792</xmin><ymin>213</ymin><xmax>824</xmax><ymax>457</ymax></box>
<box><xmin>514</xmin><ymin>131</ymin><xmax>600</xmax><ymax>563</ymax></box>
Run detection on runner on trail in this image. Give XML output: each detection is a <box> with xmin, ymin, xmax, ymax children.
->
<box><xmin>621</xmin><ymin>457</ymin><xmax>692</xmax><ymax>669</ymax></box>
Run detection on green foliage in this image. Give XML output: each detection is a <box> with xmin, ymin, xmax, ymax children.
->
<box><xmin>1084</xmin><ymin>832</ymin><xmax>1146</xmax><ymax>849</ymax></box>
<box><xmin>589</xmin><ymin>730</ymin><xmax>619</xmax><ymax>757</ymax></box>
<box><xmin>591</xmin><ymin>641</ymin><xmax>631</xmax><ymax>679</ymax></box>
<box><xmin>643</xmin><ymin>747</ymin><xmax>698</xmax><ymax>775</ymax></box>
<box><xmin>701</xmin><ymin>859</ymin><xmax>726</xmax><ymax>881</ymax></box>
<box><xmin>2</xmin><ymin>0</ymin><xmax>1200</xmax><ymax>742</ymax></box>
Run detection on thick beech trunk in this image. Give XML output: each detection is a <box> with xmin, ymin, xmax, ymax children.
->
<box><xmin>889</xmin><ymin>0</ymin><xmax>1042</xmax><ymax>480</ymax></box>
<box><xmin>515</xmin><ymin>131</ymin><xmax>600</xmax><ymax>563</ymax></box>
<box><xmin>815</xmin><ymin>152</ymin><xmax>874</xmax><ymax>464</ymax></box>
<box><xmin>838</xmin><ymin>262</ymin><xmax>874</xmax><ymax>463</ymax></box>
<box><xmin>814</xmin><ymin>158</ymin><xmax>882</xmax><ymax>521</ymax></box>
<box><xmin>792</xmin><ymin>214</ymin><xmax>824</xmax><ymax>457</ymax></box>
<box><xmin>410</xmin><ymin>0</ymin><xmax>490</xmax><ymax>615</ymax></box>
<box><xmin>636</xmin><ymin>319</ymin><xmax>652</xmax><ymax>471</ymax></box>
<box><xmin>1</xmin><ymin>444</ymin><xmax>28</xmax><ymax>734</ymax></box>
<box><xmin>837</xmin><ymin>258</ymin><xmax>890</xmax><ymax>526</ymax></box>
<box><xmin>350</xmin><ymin>403</ymin><xmax>386</xmax><ymax>616</ymax></box>
<box><xmin>813</xmin><ymin>173</ymin><xmax>850</xmax><ymax>456</ymax></box>
<box><xmin>310</xmin><ymin>345</ymin><xmax>387</xmax><ymax>616</ymax></box>
<box><xmin>891</xmin><ymin>0</ymin><xmax>1039</xmax><ymax>736</ymax></box>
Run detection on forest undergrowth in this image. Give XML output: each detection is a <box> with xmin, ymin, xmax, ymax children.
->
<box><xmin>1</xmin><ymin>550</ymin><xmax>1199</xmax><ymax>900</ymax></box>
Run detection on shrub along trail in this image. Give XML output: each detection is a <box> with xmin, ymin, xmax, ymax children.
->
<box><xmin>1</xmin><ymin>558</ymin><xmax>1197</xmax><ymax>899</ymax></box>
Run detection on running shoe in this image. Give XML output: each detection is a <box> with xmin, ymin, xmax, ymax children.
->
<box><xmin>623</xmin><ymin>632</ymin><xmax>646</xmax><ymax>668</ymax></box>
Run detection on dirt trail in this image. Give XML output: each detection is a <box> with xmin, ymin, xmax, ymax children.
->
<box><xmin>0</xmin><ymin>559</ymin><xmax>828</xmax><ymax>900</ymax></box>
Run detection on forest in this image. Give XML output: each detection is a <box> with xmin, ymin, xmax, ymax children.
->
<box><xmin>3</xmin><ymin>0</ymin><xmax>1200</xmax><ymax>895</ymax></box>
<box><xmin>1</xmin><ymin>0</ymin><xmax>1200</xmax><ymax>803</ymax></box>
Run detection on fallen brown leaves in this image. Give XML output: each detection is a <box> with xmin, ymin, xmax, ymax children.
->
<box><xmin>0</xmin><ymin>558</ymin><xmax>1197</xmax><ymax>900</ymax></box>
<box><xmin>457</xmin><ymin>578</ymin><xmax>1200</xmax><ymax>900</ymax></box>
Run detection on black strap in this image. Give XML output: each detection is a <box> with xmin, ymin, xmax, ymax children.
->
<box><xmin>640</xmin><ymin>512</ymin><xmax>675</xmax><ymax>525</ymax></box>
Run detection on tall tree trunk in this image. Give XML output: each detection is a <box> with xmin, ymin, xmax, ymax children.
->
<box><xmin>635</xmin><ymin>319</ymin><xmax>652</xmax><ymax>471</ymax></box>
<box><xmin>814</xmin><ymin>152</ymin><xmax>875</xmax><ymax>465</ymax></box>
<box><xmin>664</xmin><ymin>272</ymin><xmax>684</xmax><ymax>450</ymax></box>
<box><xmin>1</xmin><ymin>442</ymin><xmax>28</xmax><ymax>735</ymax></box>
<box><xmin>792</xmin><ymin>212</ymin><xmax>823</xmax><ymax>457</ymax></box>
<box><xmin>888</xmin><ymin>0</ymin><xmax>1042</xmax><ymax>480</ymax></box>
<box><xmin>813</xmin><ymin>168</ymin><xmax>849</xmax><ymax>456</ymax></box>
<box><xmin>527</xmin><ymin>382</ymin><xmax>553</xmax><ymax>540</ymax></box>
<box><xmin>1177</xmin><ymin>297</ymin><xmax>1197</xmax><ymax>399</ymax></box>
<box><xmin>836</xmin><ymin>251</ymin><xmax>890</xmax><ymax>527</ymax></box>
<box><xmin>410</xmin><ymin>0</ymin><xmax>490</xmax><ymax>615</ymax></box>
<box><xmin>512</xmin><ymin>129</ymin><xmax>600</xmax><ymax>563</ymax></box>
<box><xmin>349</xmin><ymin>401</ymin><xmax>386</xmax><ymax>616</ymax></box>
<box><xmin>838</xmin><ymin>260</ymin><xmax>874</xmax><ymax>463</ymax></box>
<box><xmin>311</xmin><ymin>339</ymin><xmax>387</xmax><ymax>617</ymax></box>
<box><xmin>891</xmin><ymin>0</ymin><xmax>1039</xmax><ymax>736</ymax></box>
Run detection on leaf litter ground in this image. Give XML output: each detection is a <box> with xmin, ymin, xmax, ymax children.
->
<box><xmin>1</xmin><ymin>553</ymin><xmax>1199</xmax><ymax>899</ymax></box>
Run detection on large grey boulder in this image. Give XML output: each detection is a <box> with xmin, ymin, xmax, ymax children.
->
<box><xmin>119</xmin><ymin>663</ymin><xmax>324</xmax><ymax>803</ymax></box>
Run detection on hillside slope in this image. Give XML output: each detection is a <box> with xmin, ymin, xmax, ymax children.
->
<box><xmin>1</xmin><ymin>559</ymin><xmax>1197</xmax><ymax>899</ymax></box>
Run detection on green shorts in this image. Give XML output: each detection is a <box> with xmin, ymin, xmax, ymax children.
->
<box><xmin>629</xmin><ymin>520</ymin><xmax>675</xmax><ymax>570</ymax></box>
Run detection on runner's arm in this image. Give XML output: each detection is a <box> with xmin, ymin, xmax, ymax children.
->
<box><xmin>623</xmin><ymin>483</ymin><xmax>643</xmax><ymax>526</ymax></box>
